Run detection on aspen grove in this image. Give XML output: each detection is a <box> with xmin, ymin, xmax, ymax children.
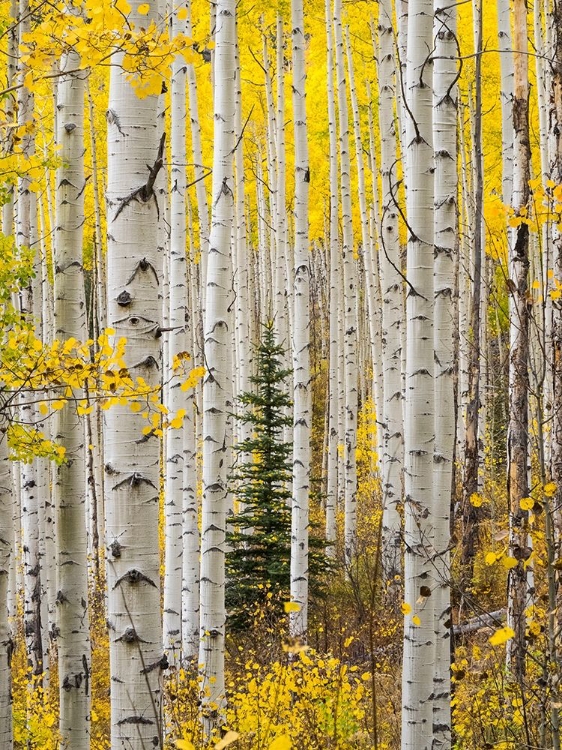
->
<box><xmin>3</xmin><ymin>0</ymin><xmax>562</xmax><ymax>748</ymax></box>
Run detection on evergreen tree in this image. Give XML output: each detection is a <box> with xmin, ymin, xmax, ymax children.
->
<box><xmin>226</xmin><ymin>320</ymin><xmax>293</xmax><ymax>630</ymax></box>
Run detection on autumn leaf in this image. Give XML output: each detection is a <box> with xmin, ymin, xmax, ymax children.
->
<box><xmin>176</xmin><ymin>741</ymin><xmax>196</xmax><ymax>750</ymax></box>
<box><xmin>284</xmin><ymin>601</ymin><xmax>301</xmax><ymax>613</ymax></box>
<box><xmin>469</xmin><ymin>492</ymin><xmax>484</xmax><ymax>507</ymax></box>
<box><xmin>401</xmin><ymin>602</ymin><xmax>412</xmax><ymax>615</ymax></box>
<box><xmin>489</xmin><ymin>626</ymin><xmax>515</xmax><ymax>646</ymax></box>
<box><xmin>544</xmin><ymin>482</ymin><xmax>557</xmax><ymax>497</ymax></box>
<box><xmin>520</xmin><ymin>497</ymin><xmax>534</xmax><ymax>510</ymax></box>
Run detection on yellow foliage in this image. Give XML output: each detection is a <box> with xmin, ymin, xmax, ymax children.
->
<box><xmin>489</xmin><ymin>626</ymin><xmax>515</xmax><ymax>646</ymax></box>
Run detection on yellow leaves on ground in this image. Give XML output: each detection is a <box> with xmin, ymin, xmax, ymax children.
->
<box><xmin>489</xmin><ymin>626</ymin><xmax>515</xmax><ymax>647</ymax></box>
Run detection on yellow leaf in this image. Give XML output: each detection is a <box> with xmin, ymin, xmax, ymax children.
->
<box><xmin>489</xmin><ymin>626</ymin><xmax>515</xmax><ymax>646</ymax></box>
<box><xmin>401</xmin><ymin>602</ymin><xmax>412</xmax><ymax>615</ymax></box>
<box><xmin>39</xmin><ymin>403</ymin><xmax>49</xmax><ymax>415</ymax></box>
<box><xmin>268</xmin><ymin>736</ymin><xmax>292</xmax><ymax>750</ymax></box>
<box><xmin>105</xmin><ymin>327</ymin><xmax>116</xmax><ymax>336</ymax></box>
<box><xmin>469</xmin><ymin>492</ymin><xmax>484</xmax><ymax>507</ymax></box>
<box><xmin>544</xmin><ymin>482</ymin><xmax>557</xmax><ymax>497</ymax></box>
<box><xmin>532</xmin><ymin>280</ymin><xmax>540</xmax><ymax>290</ymax></box>
<box><xmin>138</xmin><ymin>2</ymin><xmax>150</xmax><ymax>13</ymax></box>
<box><xmin>412</xmin><ymin>615</ymin><xmax>421</xmax><ymax>626</ymax></box>
<box><xmin>176</xmin><ymin>741</ymin><xmax>196</xmax><ymax>750</ymax></box>
<box><xmin>284</xmin><ymin>601</ymin><xmax>301</xmax><ymax>613</ymax></box>
<box><xmin>520</xmin><ymin>497</ymin><xmax>534</xmax><ymax>511</ymax></box>
<box><xmin>502</xmin><ymin>556</ymin><xmax>518</xmax><ymax>570</ymax></box>
<box><xmin>91</xmin><ymin>709</ymin><xmax>98</xmax><ymax>722</ymax></box>
<box><xmin>52</xmin><ymin>400</ymin><xmax>66</xmax><ymax>410</ymax></box>
<box><xmin>130</xmin><ymin>402</ymin><xmax>142</xmax><ymax>413</ymax></box>
<box><xmin>214</xmin><ymin>731</ymin><xmax>240</xmax><ymax>750</ymax></box>
<box><xmin>177</xmin><ymin>7</ymin><xmax>188</xmax><ymax>20</ymax></box>
<box><xmin>484</xmin><ymin>552</ymin><xmax>497</xmax><ymax>566</ymax></box>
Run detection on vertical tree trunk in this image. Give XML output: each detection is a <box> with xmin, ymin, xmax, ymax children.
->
<box><xmin>105</xmin><ymin>2</ymin><xmax>164</xmax><ymax>745</ymax></box>
<box><xmin>325</xmin><ymin>0</ymin><xmax>339</xmax><ymax>553</ymax></box>
<box><xmin>461</xmin><ymin>0</ymin><xmax>484</xmax><ymax>575</ymax></box>
<box><xmin>333</xmin><ymin>0</ymin><xmax>358</xmax><ymax>569</ymax></box>
<box><xmin>53</xmin><ymin>50</ymin><xmax>90</xmax><ymax>749</ymax></box>
<box><xmin>506</xmin><ymin>0</ymin><xmax>531</xmax><ymax>683</ymax></box>
<box><xmin>198</xmin><ymin>0</ymin><xmax>235</xmax><ymax>734</ymax></box>
<box><xmin>377</xmin><ymin>0</ymin><xmax>404</xmax><ymax>582</ymax></box>
<box><xmin>432</xmin><ymin>0</ymin><xmax>457</xmax><ymax>743</ymax></box>
<box><xmin>290</xmin><ymin>0</ymin><xmax>311</xmax><ymax>640</ymax></box>
<box><xmin>401</xmin><ymin>0</ymin><xmax>435</xmax><ymax>746</ymax></box>
<box><xmin>163</xmin><ymin>0</ymin><xmax>191</xmax><ymax>669</ymax></box>
<box><xmin>0</xmin><ymin>421</ymin><xmax>12</xmax><ymax>749</ymax></box>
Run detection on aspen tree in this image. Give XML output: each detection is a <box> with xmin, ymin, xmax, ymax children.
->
<box><xmin>333</xmin><ymin>0</ymin><xmax>358</xmax><ymax>568</ymax></box>
<box><xmin>432</xmin><ymin>0</ymin><xmax>457</xmax><ymax>742</ymax></box>
<box><xmin>163</xmin><ymin>0</ymin><xmax>191</xmax><ymax>668</ymax></box>
<box><xmin>401</xmin><ymin>0</ymin><xmax>435</xmax><ymax>746</ymax></box>
<box><xmin>105</xmin><ymin>1</ymin><xmax>164</xmax><ymax>744</ymax></box>
<box><xmin>198</xmin><ymin>0</ymin><xmax>235</xmax><ymax>733</ymax></box>
<box><xmin>53</xmin><ymin>50</ymin><xmax>90</xmax><ymax>749</ymax></box>
<box><xmin>377</xmin><ymin>0</ymin><xmax>404</xmax><ymax>581</ymax></box>
<box><xmin>181</xmin><ymin>199</ymin><xmax>200</xmax><ymax>662</ymax></box>
<box><xmin>274</xmin><ymin>17</ymin><xmax>292</xmax><ymax>405</ymax></box>
<box><xmin>17</xmin><ymin>0</ymin><xmax>44</xmax><ymax>682</ymax></box>
<box><xmin>290</xmin><ymin>0</ymin><xmax>311</xmax><ymax>639</ymax></box>
<box><xmin>498</xmin><ymin>0</ymin><xmax>514</xmax><ymax>208</ymax></box>
<box><xmin>325</xmin><ymin>0</ymin><xmax>339</xmax><ymax>551</ymax></box>
<box><xmin>461</xmin><ymin>0</ymin><xmax>485</xmax><ymax>576</ymax></box>
<box><xmin>0</xmin><ymin>421</ymin><xmax>11</xmax><ymax>749</ymax></box>
<box><xmin>506</xmin><ymin>0</ymin><xmax>531</xmax><ymax>682</ymax></box>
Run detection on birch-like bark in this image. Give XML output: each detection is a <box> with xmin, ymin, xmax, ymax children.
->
<box><xmin>377</xmin><ymin>0</ymin><xmax>404</xmax><ymax>581</ymax></box>
<box><xmin>498</xmin><ymin>0</ymin><xmax>514</xmax><ymax>207</ymax></box>
<box><xmin>105</xmin><ymin>2</ymin><xmax>164</xmax><ymax>744</ymax></box>
<box><xmin>506</xmin><ymin>0</ymin><xmax>531</xmax><ymax>682</ymax></box>
<box><xmin>401</xmin><ymin>0</ymin><xmax>435</xmax><ymax>746</ymax></box>
<box><xmin>333</xmin><ymin>0</ymin><xmax>358</xmax><ymax>568</ymax></box>
<box><xmin>53</xmin><ymin>50</ymin><xmax>90</xmax><ymax>749</ymax></box>
<box><xmin>163</xmin><ymin>0</ymin><xmax>191</xmax><ymax>669</ymax></box>
<box><xmin>0</xmin><ymin>422</ymin><xmax>12</xmax><ymax>749</ymax></box>
<box><xmin>325</xmin><ymin>0</ymin><xmax>339</xmax><ymax>551</ymax></box>
<box><xmin>461</xmin><ymin>1</ymin><xmax>485</xmax><ymax>578</ymax></box>
<box><xmin>289</xmin><ymin>0</ymin><xmax>311</xmax><ymax>640</ymax></box>
<box><xmin>17</xmin><ymin>0</ymin><xmax>44</xmax><ymax>683</ymax></box>
<box><xmin>432</xmin><ymin>0</ymin><xmax>457</xmax><ymax>743</ymax></box>
<box><xmin>198</xmin><ymin>0</ymin><xmax>235</xmax><ymax>734</ymax></box>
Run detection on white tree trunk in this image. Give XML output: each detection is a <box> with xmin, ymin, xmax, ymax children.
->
<box><xmin>53</xmin><ymin>49</ymin><xmax>90</xmax><ymax>749</ymax></box>
<box><xmin>401</xmin><ymin>0</ymin><xmax>435</xmax><ymax>746</ymax></box>
<box><xmin>290</xmin><ymin>0</ymin><xmax>311</xmax><ymax>640</ymax></box>
<box><xmin>333</xmin><ymin>0</ymin><xmax>358</xmax><ymax>569</ymax></box>
<box><xmin>325</xmin><ymin>0</ymin><xmax>339</xmax><ymax>552</ymax></box>
<box><xmin>506</xmin><ymin>0</ymin><xmax>531</xmax><ymax>682</ymax></box>
<box><xmin>377</xmin><ymin>0</ymin><xmax>404</xmax><ymax>581</ymax></box>
<box><xmin>198</xmin><ymin>0</ymin><xmax>235</xmax><ymax>734</ymax></box>
<box><xmin>163</xmin><ymin>0</ymin><xmax>191</xmax><ymax>669</ymax></box>
<box><xmin>105</xmin><ymin>2</ymin><xmax>164</xmax><ymax>744</ymax></box>
<box><xmin>432</xmin><ymin>0</ymin><xmax>457</xmax><ymax>744</ymax></box>
<box><xmin>0</xmin><ymin>422</ymin><xmax>12</xmax><ymax>749</ymax></box>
